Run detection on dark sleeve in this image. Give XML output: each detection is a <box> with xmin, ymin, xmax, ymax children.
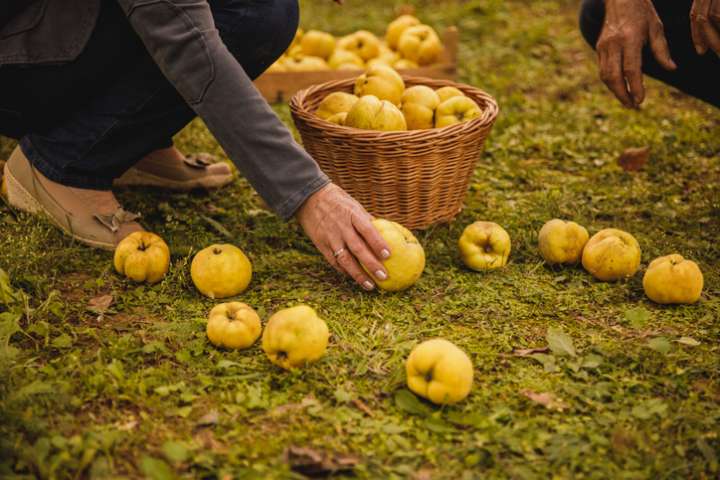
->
<box><xmin>115</xmin><ymin>0</ymin><xmax>330</xmax><ymax>219</ymax></box>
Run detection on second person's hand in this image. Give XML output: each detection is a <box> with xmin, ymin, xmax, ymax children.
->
<box><xmin>690</xmin><ymin>0</ymin><xmax>720</xmax><ymax>55</ymax></box>
<box><xmin>596</xmin><ymin>0</ymin><xmax>676</xmax><ymax>108</ymax></box>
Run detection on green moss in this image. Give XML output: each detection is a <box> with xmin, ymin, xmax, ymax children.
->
<box><xmin>0</xmin><ymin>0</ymin><xmax>718</xmax><ymax>478</ymax></box>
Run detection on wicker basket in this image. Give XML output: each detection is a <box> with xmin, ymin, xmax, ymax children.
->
<box><xmin>289</xmin><ymin>76</ymin><xmax>499</xmax><ymax>229</ymax></box>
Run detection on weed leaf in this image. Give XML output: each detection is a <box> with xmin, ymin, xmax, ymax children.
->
<box><xmin>676</xmin><ymin>336</ymin><xmax>700</xmax><ymax>346</ymax></box>
<box><xmin>394</xmin><ymin>389</ymin><xmax>432</xmax><ymax>416</ymax></box>
<box><xmin>624</xmin><ymin>307</ymin><xmax>651</xmax><ymax>329</ymax></box>
<box><xmin>647</xmin><ymin>337</ymin><xmax>672</xmax><ymax>354</ymax></box>
<box><xmin>162</xmin><ymin>441</ymin><xmax>189</xmax><ymax>464</ymax></box>
<box><xmin>546</xmin><ymin>327</ymin><xmax>576</xmax><ymax>357</ymax></box>
<box><xmin>139</xmin><ymin>456</ymin><xmax>174</xmax><ymax>480</ymax></box>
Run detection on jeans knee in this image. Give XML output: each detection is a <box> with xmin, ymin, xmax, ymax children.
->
<box><xmin>579</xmin><ymin>0</ymin><xmax>604</xmax><ymax>49</ymax></box>
<box><xmin>254</xmin><ymin>0</ymin><xmax>298</xmax><ymax>74</ymax></box>
<box><xmin>269</xmin><ymin>0</ymin><xmax>300</xmax><ymax>57</ymax></box>
<box><xmin>213</xmin><ymin>0</ymin><xmax>298</xmax><ymax>77</ymax></box>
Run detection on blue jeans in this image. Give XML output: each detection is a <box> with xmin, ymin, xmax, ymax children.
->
<box><xmin>0</xmin><ymin>0</ymin><xmax>299</xmax><ymax>189</ymax></box>
<box><xmin>579</xmin><ymin>0</ymin><xmax>719</xmax><ymax>108</ymax></box>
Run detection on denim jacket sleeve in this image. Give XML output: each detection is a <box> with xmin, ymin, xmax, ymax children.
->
<box><xmin>116</xmin><ymin>0</ymin><xmax>330</xmax><ymax>219</ymax></box>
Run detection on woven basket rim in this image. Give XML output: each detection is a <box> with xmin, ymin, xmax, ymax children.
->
<box><xmin>290</xmin><ymin>75</ymin><xmax>500</xmax><ymax>141</ymax></box>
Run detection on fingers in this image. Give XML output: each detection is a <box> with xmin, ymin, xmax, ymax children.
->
<box><xmin>622</xmin><ymin>43</ymin><xmax>645</xmax><ymax>105</ymax></box>
<box><xmin>330</xmin><ymin>239</ymin><xmax>376</xmax><ymax>291</ymax></box>
<box><xmin>319</xmin><ymin>245</ymin><xmax>345</xmax><ymax>277</ymax></box>
<box><xmin>599</xmin><ymin>43</ymin><xmax>635</xmax><ymax>108</ymax></box>
<box><xmin>691</xmin><ymin>0</ymin><xmax>712</xmax><ymax>54</ymax></box>
<box><xmin>648</xmin><ymin>20</ymin><xmax>677</xmax><ymax>70</ymax></box>
<box><xmin>343</xmin><ymin>228</ymin><xmax>388</xmax><ymax>284</ymax></box>
<box><xmin>701</xmin><ymin>14</ymin><xmax>720</xmax><ymax>54</ymax></box>
<box><xmin>351</xmin><ymin>212</ymin><xmax>391</xmax><ymax>261</ymax></box>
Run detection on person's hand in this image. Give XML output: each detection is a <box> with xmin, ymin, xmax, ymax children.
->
<box><xmin>691</xmin><ymin>0</ymin><xmax>720</xmax><ymax>55</ymax></box>
<box><xmin>596</xmin><ymin>0</ymin><xmax>676</xmax><ymax>108</ymax></box>
<box><xmin>296</xmin><ymin>183</ymin><xmax>390</xmax><ymax>290</ymax></box>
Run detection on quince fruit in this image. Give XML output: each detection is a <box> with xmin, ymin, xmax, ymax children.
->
<box><xmin>328</xmin><ymin>49</ymin><xmax>364</xmax><ymax>69</ymax></box>
<box><xmin>458</xmin><ymin>221</ymin><xmax>511</xmax><ymax>271</ymax></box>
<box><xmin>114</xmin><ymin>231</ymin><xmax>170</xmax><ymax>284</ymax></box>
<box><xmin>337</xmin><ymin>30</ymin><xmax>381</xmax><ymax>61</ymax></box>
<box><xmin>300</xmin><ymin>30</ymin><xmax>336</xmax><ymax>59</ymax></box>
<box><xmin>643</xmin><ymin>254</ymin><xmax>703</xmax><ymax>304</ymax></box>
<box><xmin>207</xmin><ymin>302</ymin><xmax>261</xmax><ymax>349</ymax></box>
<box><xmin>397</xmin><ymin>25</ymin><xmax>443</xmax><ymax>66</ymax></box>
<box><xmin>326</xmin><ymin>112</ymin><xmax>348</xmax><ymax>125</ymax></box>
<box><xmin>191</xmin><ymin>244</ymin><xmax>252</xmax><ymax>298</ymax></box>
<box><xmin>582</xmin><ymin>228</ymin><xmax>641</xmax><ymax>281</ymax></box>
<box><xmin>345</xmin><ymin>95</ymin><xmax>407</xmax><ymax>131</ymax></box>
<box><xmin>290</xmin><ymin>28</ymin><xmax>304</xmax><ymax>50</ymax></box>
<box><xmin>377</xmin><ymin>44</ymin><xmax>400</xmax><ymax>64</ymax></box>
<box><xmin>393</xmin><ymin>58</ymin><xmax>419</xmax><ymax>69</ymax></box>
<box><xmin>354</xmin><ymin>64</ymin><xmax>405</xmax><ymax>105</ymax></box>
<box><xmin>435</xmin><ymin>96</ymin><xmax>482</xmax><ymax>128</ymax></box>
<box><xmin>316</xmin><ymin>92</ymin><xmax>359</xmax><ymax>121</ymax></box>
<box><xmin>406</xmin><ymin>338</ymin><xmax>473</xmax><ymax>405</ymax></box>
<box><xmin>262</xmin><ymin>305</ymin><xmax>329</xmax><ymax>369</ymax></box>
<box><xmin>283</xmin><ymin>55</ymin><xmax>330</xmax><ymax>72</ymax></box>
<box><xmin>366</xmin><ymin>57</ymin><xmax>393</xmax><ymax>69</ymax></box>
<box><xmin>366</xmin><ymin>218</ymin><xmax>425</xmax><ymax>291</ymax></box>
<box><xmin>435</xmin><ymin>86</ymin><xmax>465</xmax><ymax>103</ymax></box>
<box><xmin>266</xmin><ymin>57</ymin><xmax>287</xmax><ymax>72</ymax></box>
<box><xmin>538</xmin><ymin>219</ymin><xmax>589</xmax><ymax>265</ymax></box>
<box><xmin>386</xmin><ymin>14</ymin><xmax>421</xmax><ymax>49</ymax></box>
<box><xmin>400</xmin><ymin>85</ymin><xmax>440</xmax><ymax>130</ymax></box>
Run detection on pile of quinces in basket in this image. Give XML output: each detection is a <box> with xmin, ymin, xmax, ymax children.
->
<box><xmin>270</xmin><ymin>15</ymin><xmax>444</xmax><ymax>72</ymax></box>
<box><xmin>113</xmin><ymin>217</ymin><xmax>703</xmax><ymax>406</ymax></box>
<box><xmin>315</xmin><ymin>65</ymin><xmax>483</xmax><ymax>131</ymax></box>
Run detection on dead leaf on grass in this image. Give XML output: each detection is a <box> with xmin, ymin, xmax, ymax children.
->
<box><xmin>195</xmin><ymin>409</ymin><xmax>219</xmax><ymax>428</ymax></box>
<box><xmin>285</xmin><ymin>446</ymin><xmax>359</xmax><ymax>477</ymax></box>
<box><xmin>270</xmin><ymin>395</ymin><xmax>319</xmax><ymax>416</ymax></box>
<box><xmin>115</xmin><ymin>418</ymin><xmax>138</xmax><ymax>431</ymax></box>
<box><xmin>411</xmin><ymin>469</ymin><xmax>434</xmax><ymax>480</ymax></box>
<box><xmin>511</xmin><ymin>347</ymin><xmax>550</xmax><ymax>357</ymax></box>
<box><xmin>618</xmin><ymin>146</ymin><xmax>649</xmax><ymax>172</ymax></box>
<box><xmin>395</xmin><ymin>4</ymin><xmax>416</xmax><ymax>16</ymax></box>
<box><xmin>676</xmin><ymin>336</ymin><xmax>700</xmax><ymax>346</ymax></box>
<box><xmin>87</xmin><ymin>294</ymin><xmax>113</xmax><ymax>314</ymax></box>
<box><xmin>522</xmin><ymin>390</ymin><xmax>568</xmax><ymax>411</ymax></box>
<box><xmin>352</xmin><ymin>398</ymin><xmax>374</xmax><ymax>417</ymax></box>
<box><xmin>193</xmin><ymin>429</ymin><xmax>228</xmax><ymax>454</ymax></box>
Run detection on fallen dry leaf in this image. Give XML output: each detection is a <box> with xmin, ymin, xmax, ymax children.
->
<box><xmin>270</xmin><ymin>395</ymin><xmax>319</xmax><ymax>416</ymax></box>
<box><xmin>193</xmin><ymin>429</ymin><xmax>228</xmax><ymax>454</ymax></box>
<box><xmin>411</xmin><ymin>469</ymin><xmax>434</xmax><ymax>480</ymax></box>
<box><xmin>285</xmin><ymin>446</ymin><xmax>359</xmax><ymax>477</ymax></box>
<box><xmin>512</xmin><ymin>347</ymin><xmax>550</xmax><ymax>357</ymax></box>
<box><xmin>522</xmin><ymin>390</ymin><xmax>568</xmax><ymax>411</ymax></box>
<box><xmin>87</xmin><ymin>294</ymin><xmax>113</xmax><ymax>314</ymax></box>
<box><xmin>352</xmin><ymin>398</ymin><xmax>374</xmax><ymax>417</ymax></box>
<box><xmin>115</xmin><ymin>418</ymin><xmax>138</xmax><ymax>432</ymax></box>
<box><xmin>195</xmin><ymin>409</ymin><xmax>219</xmax><ymax>428</ymax></box>
<box><xmin>395</xmin><ymin>4</ymin><xmax>416</xmax><ymax>16</ymax></box>
<box><xmin>617</xmin><ymin>147</ymin><xmax>650</xmax><ymax>172</ymax></box>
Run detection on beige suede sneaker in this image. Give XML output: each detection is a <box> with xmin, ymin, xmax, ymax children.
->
<box><xmin>3</xmin><ymin>147</ymin><xmax>144</xmax><ymax>250</ymax></box>
<box><xmin>114</xmin><ymin>148</ymin><xmax>234</xmax><ymax>190</ymax></box>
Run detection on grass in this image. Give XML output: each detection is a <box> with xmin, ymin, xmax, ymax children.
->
<box><xmin>1</xmin><ymin>0</ymin><xmax>719</xmax><ymax>478</ymax></box>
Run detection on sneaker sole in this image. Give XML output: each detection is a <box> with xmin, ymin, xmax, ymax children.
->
<box><xmin>4</xmin><ymin>162</ymin><xmax>116</xmax><ymax>251</ymax></box>
<box><xmin>113</xmin><ymin>168</ymin><xmax>234</xmax><ymax>190</ymax></box>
